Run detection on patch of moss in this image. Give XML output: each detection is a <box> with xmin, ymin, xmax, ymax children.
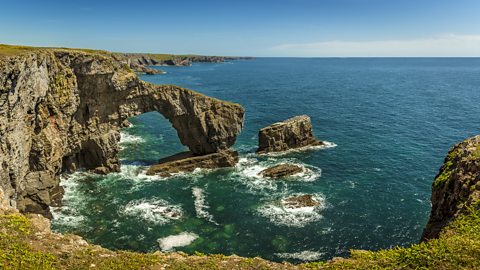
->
<box><xmin>472</xmin><ymin>145</ymin><xmax>480</xmax><ymax>160</ymax></box>
<box><xmin>0</xmin><ymin>214</ymin><xmax>57</xmax><ymax>269</ymax></box>
<box><xmin>433</xmin><ymin>160</ymin><xmax>454</xmax><ymax>188</ymax></box>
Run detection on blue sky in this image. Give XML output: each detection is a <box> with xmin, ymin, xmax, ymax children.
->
<box><xmin>1</xmin><ymin>0</ymin><xmax>480</xmax><ymax>56</ymax></box>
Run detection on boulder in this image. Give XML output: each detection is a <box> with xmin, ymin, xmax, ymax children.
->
<box><xmin>259</xmin><ymin>164</ymin><xmax>304</xmax><ymax>178</ymax></box>
<box><xmin>146</xmin><ymin>149</ymin><xmax>238</xmax><ymax>177</ymax></box>
<box><xmin>282</xmin><ymin>194</ymin><xmax>319</xmax><ymax>209</ymax></box>
<box><xmin>257</xmin><ymin>115</ymin><xmax>323</xmax><ymax>154</ymax></box>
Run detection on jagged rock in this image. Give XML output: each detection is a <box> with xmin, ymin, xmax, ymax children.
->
<box><xmin>282</xmin><ymin>194</ymin><xmax>319</xmax><ymax>209</ymax></box>
<box><xmin>259</xmin><ymin>164</ymin><xmax>304</xmax><ymax>178</ymax></box>
<box><xmin>146</xmin><ymin>149</ymin><xmax>238</xmax><ymax>177</ymax></box>
<box><xmin>0</xmin><ymin>48</ymin><xmax>244</xmax><ymax>216</ymax></box>
<box><xmin>257</xmin><ymin>115</ymin><xmax>323</xmax><ymax>154</ymax></box>
<box><xmin>422</xmin><ymin>135</ymin><xmax>480</xmax><ymax>240</ymax></box>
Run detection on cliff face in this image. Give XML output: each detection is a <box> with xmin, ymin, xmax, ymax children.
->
<box><xmin>422</xmin><ymin>135</ymin><xmax>480</xmax><ymax>240</ymax></box>
<box><xmin>121</xmin><ymin>53</ymin><xmax>253</xmax><ymax>67</ymax></box>
<box><xmin>0</xmin><ymin>50</ymin><xmax>244</xmax><ymax>217</ymax></box>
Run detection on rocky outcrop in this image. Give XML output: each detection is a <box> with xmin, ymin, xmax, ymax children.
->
<box><xmin>0</xmin><ymin>48</ymin><xmax>244</xmax><ymax>217</ymax></box>
<box><xmin>259</xmin><ymin>164</ymin><xmax>304</xmax><ymax>178</ymax></box>
<box><xmin>422</xmin><ymin>135</ymin><xmax>480</xmax><ymax>240</ymax></box>
<box><xmin>146</xmin><ymin>149</ymin><xmax>239</xmax><ymax>177</ymax></box>
<box><xmin>282</xmin><ymin>194</ymin><xmax>320</xmax><ymax>209</ymax></box>
<box><xmin>257</xmin><ymin>115</ymin><xmax>323</xmax><ymax>154</ymax></box>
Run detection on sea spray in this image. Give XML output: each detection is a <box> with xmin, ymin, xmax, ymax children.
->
<box><xmin>192</xmin><ymin>187</ymin><xmax>219</xmax><ymax>225</ymax></box>
<box><xmin>121</xmin><ymin>198</ymin><xmax>183</xmax><ymax>225</ymax></box>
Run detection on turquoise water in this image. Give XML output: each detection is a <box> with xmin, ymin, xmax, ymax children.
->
<box><xmin>52</xmin><ymin>58</ymin><xmax>480</xmax><ymax>262</ymax></box>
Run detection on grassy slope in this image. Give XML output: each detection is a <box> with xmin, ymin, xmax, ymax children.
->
<box><xmin>1</xmin><ymin>206</ymin><xmax>480</xmax><ymax>269</ymax></box>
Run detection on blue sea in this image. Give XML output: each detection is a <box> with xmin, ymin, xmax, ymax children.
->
<box><xmin>51</xmin><ymin>58</ymin><xmax>480</xmax><ymax>262</ymax></box>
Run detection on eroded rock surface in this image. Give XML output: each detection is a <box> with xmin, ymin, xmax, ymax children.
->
<box><xmin>260</xmin><ymin>164</ymin><xmax>304</xmax><ymax>178</ymax></box>
<box><xmin>146</xmin><ymin>149</ymin><xmax>239</xmax><ymax>177</ymax></box>
<box><xmin>422</xmin><ymin>135</ymin><xmax>480</xmax><ymax>240</ymax></box>
<box><xmin>257</xmin><ymin>115</ymin><xmax>323</xmax><ymax>154</ymax></box>
<box><xmin>282</xmin><ymin>194</ymin><xmax>320</xmax><ymax>209</ymax></box>
<box><xmin>0</xmin><ymin>49</ymin><xmax>244</xmax><ymax>216</ymax></box>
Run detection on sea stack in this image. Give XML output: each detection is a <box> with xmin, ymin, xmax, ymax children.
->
<box><xmin>256</xmin><ymin>115</ymin><xmax>323</xmax><ymax>154</ymax></box>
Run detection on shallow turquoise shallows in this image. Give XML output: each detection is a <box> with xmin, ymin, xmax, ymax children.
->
<box><xmin>51</xmin><ymin>58</ymin><xmax>480</xmax><ymax>262</ymax></box>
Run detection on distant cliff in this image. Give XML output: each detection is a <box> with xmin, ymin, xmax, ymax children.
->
<box><xmin>120</xmin><ymin>53</ymin><xmax>253</xmax><ymax>67</ymax></box>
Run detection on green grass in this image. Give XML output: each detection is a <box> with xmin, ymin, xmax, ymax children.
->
<box><xmin>3</xmin><ymin>206</ymin><xmax>480</xmax><ymax>269</ymax></box>
<box><xmin>0</xmin><ymin>43</ymin><xmax>111</xmax><ymax>57</ymax></box>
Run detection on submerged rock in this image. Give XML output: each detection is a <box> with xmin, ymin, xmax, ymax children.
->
<box><xmin>146</xmin><ymin>149</ymin><xmax>239</xmax><ymax>177</ymax></box>
<box><xmin>257</xmin><ymin>115</ymin><xmax>323</xmax><ymax>154</ymax></box>
<box><xmin>282</xmin><ymin>195</ymin><xmax>319</xmax><ymax>209</ymax></box>
<box><xmin>260</xmin><ymin>164</ymin><xmax>304</xmax><ymax>178</ymax></box>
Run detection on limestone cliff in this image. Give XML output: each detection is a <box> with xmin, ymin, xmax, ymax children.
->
<box><xmin>422</xmin><ymin>135</ymin><xmax>480</xmax><ymax>240</ymax></box>
<box><xmin>0</xmin><ymin>49</ymin><xmax>244</xmax><ymax>217</ymax></box>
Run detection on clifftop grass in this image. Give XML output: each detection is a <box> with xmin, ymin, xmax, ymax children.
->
<box><xmin>1</xmin><ymin>206</ymin><xmax>480</xmax><ymax>269</ymax></box>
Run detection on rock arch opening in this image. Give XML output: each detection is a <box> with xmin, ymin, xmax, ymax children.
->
<box><xmin>120</xmin><ymin>111</ymin><xmax>187</xmax><ymax>165</ymax></box>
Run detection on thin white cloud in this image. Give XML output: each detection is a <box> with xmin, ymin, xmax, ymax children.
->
<box><xmin>271</xmin><ymin>34</ymin><xmax>480</xmax><ymax>57</ymax></box>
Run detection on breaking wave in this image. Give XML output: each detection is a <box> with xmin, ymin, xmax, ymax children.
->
<box><xmin>121</xmin><ymin>198</ymin><xmax>183</xmax><ymax>225</ymax></box>
<box><xmin>257</xmin><ymin>193</ymin><xmax>327</xmax><ymax>227</ymax></box>
<box><xmin>192</xmin><ymin>187</ymin><xmax>218</xmax><ymax>225</ymax></box>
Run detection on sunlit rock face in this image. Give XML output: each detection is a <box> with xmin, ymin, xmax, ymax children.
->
<box><xmin>257</xmin><ymin>115</ymin><xmax>323</xmax><ymax>154</ymax></box>
<box><xmin>422</xmin><ymin>135</ymin><xmax>480</xmax><ymax>240</ymax></box>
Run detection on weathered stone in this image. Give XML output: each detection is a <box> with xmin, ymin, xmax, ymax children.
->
<box><xmin>259</xmin><ymin>164</ymin><xmax>304</xmax><ymax>178</ymax></box>
<box><xmin>422</xmin><ymin>135</ymin><xmax>480</xmax><ymax>240</ymax></box>
<box><xmin>146</xmin><ymin>149</ymin><xmax>238</xmax><ymax>177</ymax></box>
<box><xmin>257</xmin><ymin>115</ymin><xmax>323</xmax><ymax>154</ymax></box>
<box><xmin>282</xmin><ymin>194</ymin><xmax>319</xmax><ymax>209</ymax></box>
<box><xmin>0</xmin><ymin>49</ymin><xmax>244</xmax><ymax>216</ymax></box>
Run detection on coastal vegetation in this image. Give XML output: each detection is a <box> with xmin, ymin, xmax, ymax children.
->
<box><xmin>1</xmin><ymin>205</ymin><xmax>480</xmax><ymax>269</ymax></box>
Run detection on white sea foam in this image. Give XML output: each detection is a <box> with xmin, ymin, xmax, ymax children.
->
<box><xmin>261</xmin><ymin>141</ymin><xmax>337</xmax><ymax>157</ymax></box>
<box><xmin>192</xmin><ymin>187</ymin><xmax>218</xmax><ymax>225</ymax></box>
<box><xmin>275</xmin><ymin>250</ymin><xmax>325</xmax><ymax>261</ymax></box>
<box><xmin>51</xmin><ymin>172</ymin><xmax>90</xmax><ymax>228</ymax></box>
<box><xmin>121</xmin><ymin>198</ymin><xmax>183</xmax><ymax>225</ymax></box>
<box><xmin>119</xmin><ymin>131</ymin><xmax>145</xmax><ymax>144</ymax></box>
<box><xmin>257</xmin><ymin>194</ymin><xmax>326</xmax><ymax>227</ymax></box>
<box><xmin>157</xmin><ymin>232</ymin><xmax>198</xmax><ymax>251</ymax></box>
<box><xmin>231</xmin><ymin>157</ymin><xmax>322</xmax><ymax>192</ymax></box>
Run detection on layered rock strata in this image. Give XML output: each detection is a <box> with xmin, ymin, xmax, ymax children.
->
<box><xmin>257</xmin><ymin>115</ymin><xmax>323</xmax><ymax>154</ymax></box>
<box><xmin>0</xmin><ymin>49</ymin><xmax>244</xmax><ymax>217</ymax></box>
<box><xmin>422</xmin><ymin>135</ymin><xmax>480</xmax><ymax>240</ymax></box>
<box><xmin>146</xmin><ymin>149</ymin><xmax>239</xmax><ymax>177</ymax></box>
<box><xmin>259</xmin><ymin>164</ymin><xmax>304</xmax><ymax>178</ymax></box>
